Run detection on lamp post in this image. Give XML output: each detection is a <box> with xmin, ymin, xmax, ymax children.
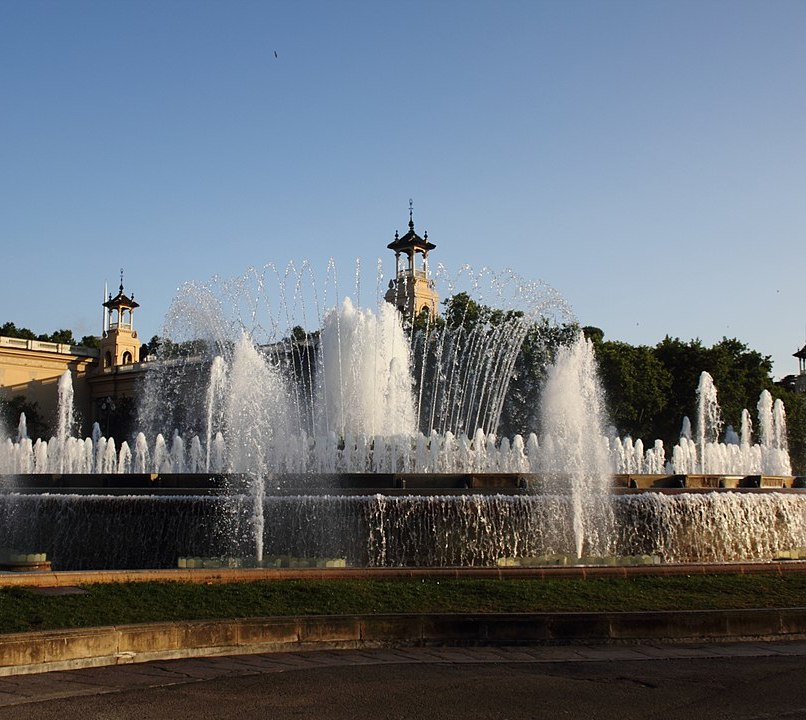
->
<box><xmin>100</xmin><ymin>396</ymin><xmax>115</xmax><ymax>437</ymax></box>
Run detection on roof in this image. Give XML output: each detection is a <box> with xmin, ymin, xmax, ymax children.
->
<box><xmin>103</xmin><ymin>284</ymin><xmax>140</xmax><ymax>309</ymax></box>
<box><xmin>794</xmin><ymin>344</ymin><xmax>806</xmax><ymax>360</ymax></box>
<box><xmin>387</xmin><ymin>217</ymin><xmax>436</xmax><ymax>253</ymax></box>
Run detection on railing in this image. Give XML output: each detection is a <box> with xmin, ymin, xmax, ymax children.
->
<box><xmin>397</xmin><ymin>269</ymin><xmax>429</xmax><ymax>280</ymax></box>
<box><xmin>0</xmin><ymin>335</ymin><xmax>99</xmax><ymax>358</ymax></box>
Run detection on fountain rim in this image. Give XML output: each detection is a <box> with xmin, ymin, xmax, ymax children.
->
<box><xmin>0</xmin><ymin>472</ymin><xmax>803</xmax><ymax>496</ymax></box>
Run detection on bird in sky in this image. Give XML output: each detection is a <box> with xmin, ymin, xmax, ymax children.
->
<box><xmin>274</xmin><ymin>50</ymin><xmax>278</xmax><ymax>58</ymax></box>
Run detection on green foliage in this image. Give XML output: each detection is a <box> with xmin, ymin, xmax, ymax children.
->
<box><xmin>648</xmin><ymin>336</ymin><xmax>774</xmax><ymax>449</ymax></box>
<box><xmin>45</xmin><ymin>329</ymin><xmax>74</xmax><ymax>344</ymax></box>
<box><xmin>0</xmin><ymin>322</ymin><xmax>37</xmax><ymax>340</ymax></box>
<box><xmin>593</xmin><ymin>339</ymin><xmax>672</xmax><ymax>441</ymax></box>
<box><xmin>442</xmin><ymin>292</ymin><xmax>524</xmax><ymax>332</ymax></box>
<box><xmin>156</xmin><ymin>338</ymin><xmax>209</xmax><ymax>359</ymax></box>
<box><xmin>139</xmin><ymin>335</ymin><xmax>163</xmax><ymax>360</ymax></box>
<box><xmin>411</xmin><ymin>307</ymin><xmax>445</xmax><ymax>335</ymax></box>
<box><xmin>290</xmin><ymin>325</ymin><xmax>308</xmax><ymax>342</ymax></box>
<box><xmin>582</xmin><ymin>326</ymin><xmax>604</xmax><ymax>344</ymax></box>
<box><xmin>442</xmin><ymin>292</ymin><xmax>484</xmax><ymax>331</ymax></box>
<box><xmin>79</xmin><ymin>335</ymin><xmax>101</xmax><ymax>349</ymax></box>
<box><xmin>1</xmin><ymin>322</ymin><xmax>89</xmax><ymax>346</ymax></box>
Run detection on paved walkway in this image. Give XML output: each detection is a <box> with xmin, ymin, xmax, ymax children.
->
<box><xmin>1</xmin><ymin>641</ymin><xmax>806</xmax><ymax>719</ymax></box>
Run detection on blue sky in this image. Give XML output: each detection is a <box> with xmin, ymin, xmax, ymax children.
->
<box><xmin>1</xmin><ymin>0</ymin><xmax>805</xmax><ymax>378</ymax></box>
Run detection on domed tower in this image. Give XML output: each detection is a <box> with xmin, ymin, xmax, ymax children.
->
<box><xmin>384</xmin><ymin>201</ymin><xmax>439</xmax><ymax>321</ymax></box>
<box><xmin>100</xmin><ymin>270</ymin><xmax>141</xmax><ymax>369</ymax></box>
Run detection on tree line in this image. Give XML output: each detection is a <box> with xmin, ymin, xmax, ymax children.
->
<box><xmin>0</xmin><ymin>322</ymin><xmax>101</xmax><ymax>348</ymax></box>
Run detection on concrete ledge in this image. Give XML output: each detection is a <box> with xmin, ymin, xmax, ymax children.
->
<box><xmin>3</xmin><ymin>608</ymin><xmax>806</xmax><ymax>677</ymax></box>
<box><xmin>3</xmin><ymin>561</ymin><xmax>806</xmax><ymax>588</ymax></box>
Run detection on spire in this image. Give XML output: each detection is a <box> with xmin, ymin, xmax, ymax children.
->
<box><xmin>119</xmin><ymin>267</ymin><xmax>124</xmax><ymax>294</ymax></box>
<box><xmin>387</xmin><ymin>201</ymin><xmax>435</xmax><ymax>253</ymax></box>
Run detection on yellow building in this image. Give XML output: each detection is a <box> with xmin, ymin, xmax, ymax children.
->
<box><xmin>0</xmin><ymin>275</ymin><xmax>147</xmax><ymax>437</ymax></box>
<box><xmin>0</xmin><ymin>336</ymin><xmax>97</xmax><ymax>433</ymax></box>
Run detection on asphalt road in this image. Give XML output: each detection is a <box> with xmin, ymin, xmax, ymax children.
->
<box><xmin>2</xmin><ymin>643</ymin><xmax>806</xmax><ymax>720</ymax></box>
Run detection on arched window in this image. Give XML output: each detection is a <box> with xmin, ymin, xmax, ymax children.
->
<box><xmin>104</xmin><ymin>351</ymin><xmax>112</xmax><ymax>368</ymax></box>
<box><xmin>122</xmin><ymin>351</ymin><xmax>132</xmax><ymax>364</ymax></box>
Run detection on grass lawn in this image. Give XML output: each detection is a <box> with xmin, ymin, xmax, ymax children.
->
<box><xmin>0</xmin><ymin>573</ymin><xmax>805</xmax><ymax>634</ymax></box>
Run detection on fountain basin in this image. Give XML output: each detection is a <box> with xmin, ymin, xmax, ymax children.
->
<box><xmin>2</xmin><ymin>472</ymin><xmax>804</xmax><ymax>494</ymax></box>
<box><xmin>0</xmin><ymin>474</ymin><xmax>804</xmax><ymax>571</ymax></box>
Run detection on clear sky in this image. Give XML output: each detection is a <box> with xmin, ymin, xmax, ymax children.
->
<box><xmin>1</xmin><ymin>0</ymin><xmax>804</xmax><ymax>378</ymax></box>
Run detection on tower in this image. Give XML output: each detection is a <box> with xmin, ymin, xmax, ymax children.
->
<box><xmin>795</xmin><ymin>344</ymin><xmax>806</xmax><ymax>376</ymax></box>
<box><xmin>384</xmin><ymin>201</ymin><xmax>439</xmax><ymax>321</ymax></box>
<box><xmin>100</xmin><ymin>270</ymin><xmax>141</xmax><ymax>369</ymax></box>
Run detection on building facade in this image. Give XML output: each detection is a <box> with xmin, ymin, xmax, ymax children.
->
<box><xmin>0</xmin><ymin>277</ymin><xmax>148</xmax><ymax>438</ymax></box>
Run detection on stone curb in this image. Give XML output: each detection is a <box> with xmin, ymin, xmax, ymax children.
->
<box><xmin>2</xmin><ymin>561</ymin><xmax>806</xmax><ymax>587</ymax></box>
<box><xmin>2</xmin><ymin>608</ymin><xmax>806</xmax><ymax>677</ymax></box>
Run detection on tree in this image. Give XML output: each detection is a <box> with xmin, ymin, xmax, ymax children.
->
<box><xmin>582</xmin><ymin>326</ymin><xmax>604</xmax><ymax>344</ymax></box>
<box><xmin>593</xmin><ymin>338</ymin><xmax>672</xmax><ymax>441</ymax></box>
<box><xmin>442</xmin><ymin>292</ymin><xmax>485</xmax><ymax>332</ymax></box>
<box><xmin>1</xmin><ymin>323</ymin><xmax>91</xmax><ymax>347</ymax></box>
<box><xmin>42</xmin><ymin>329</ymin><xmax>75</xmax><ymax>344</ymax></box>
<box><xmin>0</xmin><ymin>322</ymin><xmax>36</xmax><ymax>340</ymax></box>
<box><xmin>139</xmin><ymin>335</ymin><xmax>163</xmax><ymax>360</ymax></box>
<box><xmin>705</xmin><ymin>337</ymin><xmax>773</xmax><ymax>429</ymax></box>
<box><xmin>79</xmin><ymin>335</ymin><xmax>101</xmax><ymax>349</ymax></box>
<box><xmin>411</xmin><ymin>307</ymin><xmax>445</xmax><ymax>335</ymax></box>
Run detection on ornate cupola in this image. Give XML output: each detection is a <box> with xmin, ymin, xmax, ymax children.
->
<box><xmin>384</xmin><ymin>200</ymin><xmax>439</xmax><ymax>321</ymax></box>
<box><xmin>795</xmin><ymin>343</ymin><xmax>806</xmax><ymax>376</ymax></box>
<box><xmin>100</xmin><ymin>270</ymin><xmax>141</xmax><ymax>369</ymax></box>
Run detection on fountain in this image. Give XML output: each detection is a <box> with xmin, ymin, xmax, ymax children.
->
<box><xmin>0</xmin><ymin>262</ymin><xmax>804</xmax><ymax>570</ymax></box>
